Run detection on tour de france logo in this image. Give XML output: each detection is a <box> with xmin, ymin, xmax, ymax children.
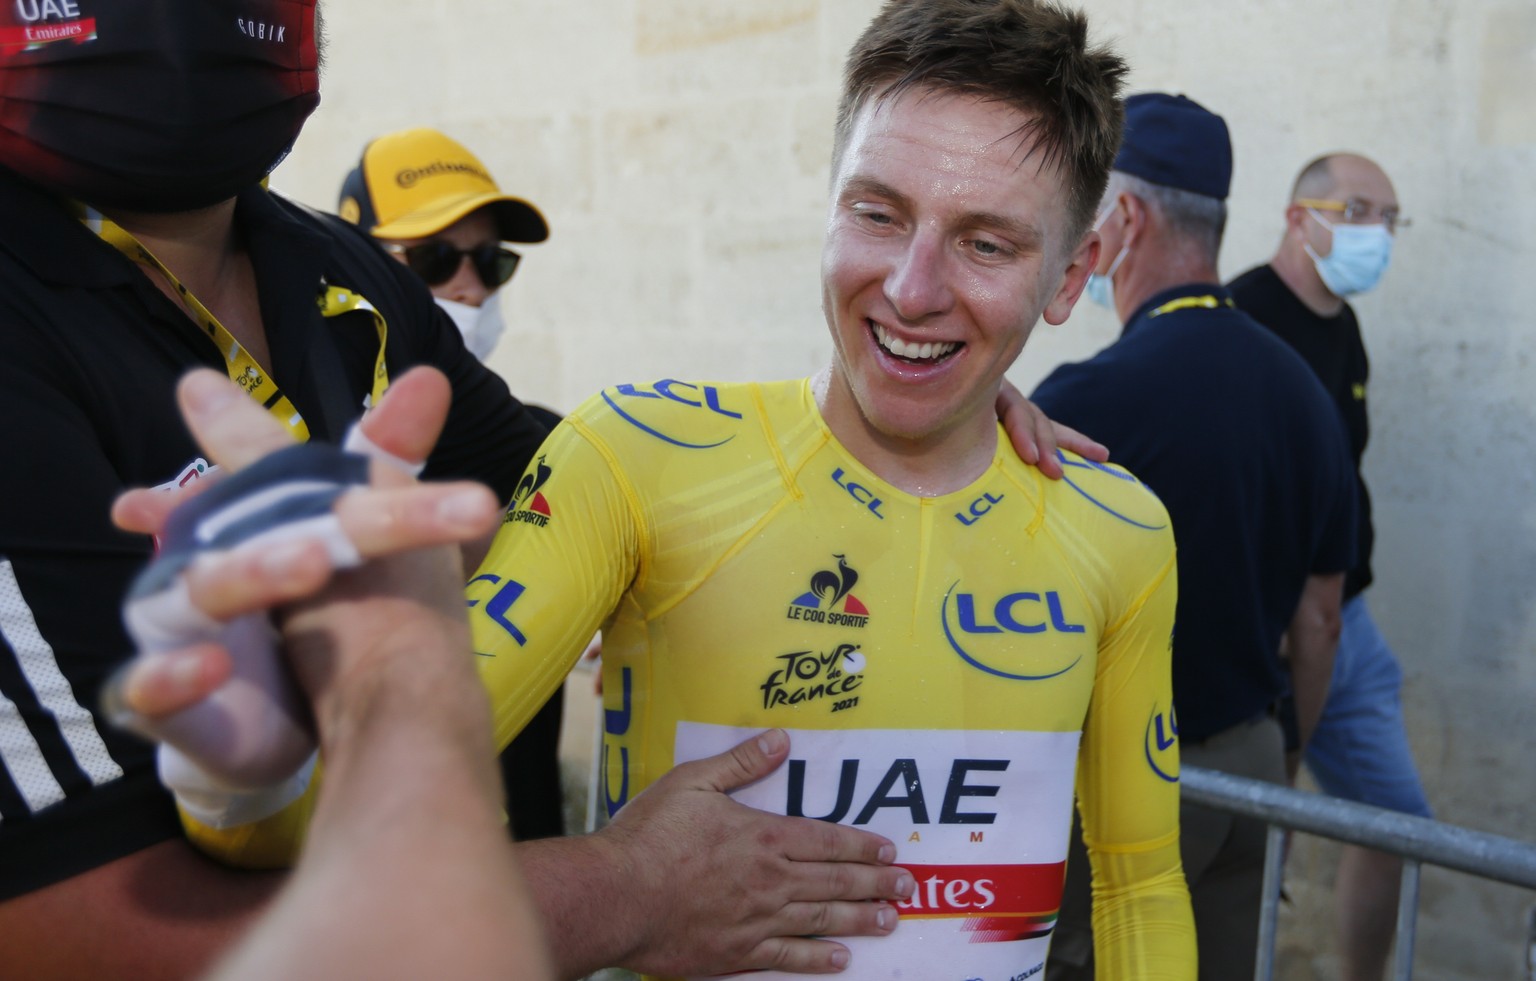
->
<box><xmin>759</xmin><ymin>642</ymin><xmax>867</xmax><ymax>713</ymax></box>
<box><xmin>786</xmin><ymin>554</ymin><xmax>869</xmax><ymax>628</ymax></box>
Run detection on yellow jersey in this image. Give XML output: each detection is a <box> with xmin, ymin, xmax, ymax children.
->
<box><xmin>469</xmin><ymin>378</ymin><xmax>1193</xmax><ymax>981</ymax></box>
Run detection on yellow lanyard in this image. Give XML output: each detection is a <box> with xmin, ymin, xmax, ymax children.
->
<box><xmin>1149</xmin><ymin>294</ymin><xmax>1236</xmax><ymax>318</ymax></box>
<box><xmin>82</xmin><ymin>209</ymin><xmax>390</xmax><ymax>442</ymax></box>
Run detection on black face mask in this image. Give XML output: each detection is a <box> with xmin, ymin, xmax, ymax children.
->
<box><xmin>0</xmin><ymin>0</ymin><xmax>320</xmax><ymax>212</ymax></box>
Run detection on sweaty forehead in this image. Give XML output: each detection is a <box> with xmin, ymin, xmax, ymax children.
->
<box><xmin>844</xmin><ymin>87</ymin><xmax>1047</xmax><ymax>172</ymax></box>
<box><xmin>838</xmin><ymin>88</ymin><xmax>1072</xmax><ymax>245</ymax></box>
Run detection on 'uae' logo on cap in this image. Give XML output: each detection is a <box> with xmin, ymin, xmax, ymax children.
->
<box><xmin>4</xmin><ymin>0</ymin><xmax>96</xmax><ymax>53</ymax></box>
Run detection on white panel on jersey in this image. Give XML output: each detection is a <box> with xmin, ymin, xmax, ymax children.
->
<box><xmin>675</xmin><ymin>723</ymin><xmax>1080</xmax><ymax>981</ymax></box>
<box><xmin>0</xmin><ymin>688</ymin><xmax>65</xmax><ymax>817</ymax></box>
<box><xmin>0</xmin><ymin>560</ymin><xmax>125</xmax><ymax>808</ymax></box>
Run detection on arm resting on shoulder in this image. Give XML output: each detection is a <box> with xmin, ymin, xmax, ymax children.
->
<box><xmin>995</xmin><ymin>380</ymin><xmax>1109</xmax><ymax>478</ymax></box>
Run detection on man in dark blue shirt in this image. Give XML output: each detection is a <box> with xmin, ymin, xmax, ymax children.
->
<box><xmin>1033</xmin><ymin>93</ymin><xmax>1358</xmax><ymax>981</ymax></box>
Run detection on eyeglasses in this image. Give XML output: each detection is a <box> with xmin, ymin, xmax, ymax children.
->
<box><xmin>1296</xmin><ymin>197</ymin><xmax>1409</xmax><ymax>235</ymax></box>
<box><xmin>384</xmin><ymin>241</ymin><xmax>521</xmax><ymax>289</ymax></box>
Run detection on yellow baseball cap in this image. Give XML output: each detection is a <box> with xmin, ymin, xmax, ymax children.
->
<box><xmin>337</xmin><ymin>128</ymin><xmax>548</xmax><ymax>243</ymax></box>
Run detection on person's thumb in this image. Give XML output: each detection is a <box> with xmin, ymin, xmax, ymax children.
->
<box><xmin>681</xmin><ymin>728</ymin><xmax>790</xmax><ymax>793</ymax></box>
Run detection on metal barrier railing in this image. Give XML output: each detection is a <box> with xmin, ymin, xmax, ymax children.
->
<box><xmin>1181</xmin><ymin>766</ymin><xmax>1536</xmax><ymax>981</ymax></box>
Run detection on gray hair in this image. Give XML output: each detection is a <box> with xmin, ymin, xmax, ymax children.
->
<box><xmin>1108</xmin><ymin>171</ymin><xmax>1226</xmax><ymax>261</ymax></box>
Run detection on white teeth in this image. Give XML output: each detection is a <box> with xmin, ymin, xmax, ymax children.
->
<box><xmin>872</xmin><ymin>323</ymin><xmax>957</xmax><ymax>361</ymax></box>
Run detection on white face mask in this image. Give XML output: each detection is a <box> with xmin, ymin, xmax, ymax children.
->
<box><xmin>435</xmin><ymin>291</ymin><xmax>506</xmax><ymax>361</ymax></box>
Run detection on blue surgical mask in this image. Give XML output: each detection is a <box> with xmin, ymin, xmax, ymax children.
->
<box><xmin>1085</xmin><ymin>204</ymin><xmax>1129</xmax><ymax>310</ymax></box>
<box><xmin>1305</xmin><ymin>211</ymin><xmax>1394</xmax><ymax>298</ymax></box>
<box><xmin>1086</xmin><ymin>243</ymin><xmax>1129</xmax><ymax>311</ymax></box>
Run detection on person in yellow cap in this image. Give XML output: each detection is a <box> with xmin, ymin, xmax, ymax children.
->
<box><xmin>339</xmin><ymin>128</ymin><xmax>548</xmax><ymax>360</ymax></box>
<box><xmin>339</xmin><ymin>128</ymin><xmax>566</xmax><ymax>842</ymax></box>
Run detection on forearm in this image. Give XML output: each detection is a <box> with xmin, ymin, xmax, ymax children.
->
<box><xmin>1081</xmin><ymin>547</ymin><xmax>1192</xmax><ymax>979</ymax></box>
<box><xmin>0</xmin><ymin>840</ymin><xmax>280</xmax><ymax>981</ymax></box>
<box><xmin>214</xmin><ymin>621</ymin><xmax>553</xmax><ymax>980</ymax></box>
<box><xmin>1089</xmin><ymin>837</ymin><xmax>1196</xmax><ymax>981</ymax></box>
<box><xmin>1285</xmin><ymin>573</ymin><xmax>1344</xmax><ymax>751</ymax></box>
<box><xmin>516</xmin><ymin>831</ymin><xmax>644</xmax><ymax>979</ymax></box>
<box><xmin>1286</xmin><ymin>629</ymin><xmax>1335</xmax><ymax>752</ymax></box>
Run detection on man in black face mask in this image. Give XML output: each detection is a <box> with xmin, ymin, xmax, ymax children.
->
<box><xmin>0</xmin><ymin>2</ymin><xmax>921</xmax><ymax>976</ymax></box>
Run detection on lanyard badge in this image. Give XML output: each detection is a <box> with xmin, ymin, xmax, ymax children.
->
<box><xmin>82</xmin><ymin>207</ymin><xmax>391</xmax><ymax>442</ymax></box>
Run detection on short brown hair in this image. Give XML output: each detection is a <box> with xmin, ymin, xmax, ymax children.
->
<box><xmin>1290</xmin><ymin>154</ymin><xmax>1337</xmax><ymax>201</ymax></box>
<box><xmin>835</xmin><ymin>0</ymin><xmax>1127</xmax><ymax>241</ymax></box>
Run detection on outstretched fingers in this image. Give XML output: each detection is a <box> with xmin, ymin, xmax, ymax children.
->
<box><xmin>112</xmin><ymin>479</ymin><xmax>216</xmax><ymax>537</ymax></box>
<box><xmin>159</xmin><ymin>482</ymin><xmax>498</xmax><ymax>625</ymax></box>
<box><xmin>331</xmin><ymin>481</ymin><xmax>500</xmax><ymax>556</ymax></box>
<box><xmin>178</xmin><ymin>370</ymin><xmax>298</xmax><ymax>472</ymax></box>
<box><xmin>353</xmin><ymin>366</ymin><xmax>453</xmax><ymax>481</ymax></box>
<box><xmin>103</xmin><ymin>643</ymin><xmax>233</xmax><ymax>722</ymax></box>
<box><xmin>778</xmin><ymin>809</ymin><xmax>902</xmax><ymax>873</ymax></box>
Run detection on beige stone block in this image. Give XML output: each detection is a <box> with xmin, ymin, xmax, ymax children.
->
<box><xmin>483</xmin><ymin>325</ymin><xmax>566</xmax><ymax>413</ymax></box>
<box><xmin>450</xmin><ymin>114</ymin><xmax>598</xmax><ymax>215</ymax></box>
<box><xmin>817</xmin><ymin>0</ymin><xmax>885</xmax><ymax>79</ymax></box>
<box><xmin>598</xmin><ymin>100</ymin><xmax>819</xmax><ymax>220</ymax></box>
<box><xmin>1480</xmin><ymin>5</ymin><xmax>1536</xmax><ymax>145</ymax></box>
<box><xmin>521</xmin><ymin>216</ymin><xmax>699</xmax><ymax>335</ymax></box>
<box><xmin>791</xmin><ymin>92</ymin><xmax>837</xmax><ymax>182</ymax></box>
<box><xmin>695</xmin><ymin>219</ymin><xmax>824</xmax><ymax>336</ymax></box>
<box><xmin>629</xmin><ymin>0</ymin><xmax>820</xmax><ymax>99</ymax></box>
<box><xmin>636</xmin><ymin>0</ymin><xmax>816</xmax><ymax>56</ymax></box>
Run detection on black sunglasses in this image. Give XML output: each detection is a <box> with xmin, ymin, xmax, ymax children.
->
<box><xmin>386</xmin><ymin>241</ymin><xmax>521</xmax><ymax>289</ymax></box>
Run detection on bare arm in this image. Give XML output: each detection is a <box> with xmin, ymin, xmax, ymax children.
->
<box><xmin>209</xmin><ymin>547</ymin><xmax>552</xmax><ymax>981</ymax></box>
<box><xmin>114</xmin><ymin>369</ymin><xmax>552</xmax><ymax>981</ymax></box>
<box><xmin>1285</xmin><ymin>572</ymin><xmax>1344</xmax><ymax>763</ymax></box>
<box><xmin>519</xmin><ymin>729</ymin><xmax>911</xmax><ymax>978</ymax></box>
<box><xmin>0</xmin><ymin>841</ymin><xmax>278</xmax><ymax>981</ymax></box>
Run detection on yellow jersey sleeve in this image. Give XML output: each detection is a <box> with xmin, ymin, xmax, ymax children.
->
<box><xmin>176</xmin><ymin>773</ymin><xmax>319</xmax><ymax>869</ymax></box>
<box><xmin>1077</xmin><ymin>546</ymin><xmax>1194</xmax><ymax>980</ymax></box>
<box><xmin>468</xmin><ymin>407</ymin><xmax>644</xmax><ymax>749</ymax></box>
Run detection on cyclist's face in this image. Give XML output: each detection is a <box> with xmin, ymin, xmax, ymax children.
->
<box><xmin>819</xmin><ymin>86</ymin><xmax>1095</xmax><ymax>450</ymax></box>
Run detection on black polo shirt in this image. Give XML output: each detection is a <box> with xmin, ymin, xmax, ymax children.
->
<box><xmin>1032</xmin><ymin>284</ymin><xmax>1357</xmax><ymax>742</ymax></box>
<box><xmin>1229</xmin><ymin>264</ymin><xmax>1374</xmax><ymax>599</ymax></box>
<box><xmin>0</xmin><ymin>167</ymin><xmax>546</xmax><ymax>898</ymax></box>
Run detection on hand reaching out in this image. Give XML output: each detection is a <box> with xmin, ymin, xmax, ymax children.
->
<box><xmin>103</xmin><ymin>367</ymin><xmax>550</xmax><ymax>981</ymax></box>
<box><xmin>105</xmin><ymin>368</ymin><xmax>500</xmax><ymax>811</ymax></box>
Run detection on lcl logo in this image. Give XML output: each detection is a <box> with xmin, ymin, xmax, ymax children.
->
<box><xmin>940</xmin><ymin>582</ymin><xmax>1084</xmax><ymax>681</ymax></box>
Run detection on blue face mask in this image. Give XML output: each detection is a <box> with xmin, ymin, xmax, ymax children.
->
<box><xmin>1085</xmin><ymin>269</ymin><xmax>1116</xmax><ymax>310</ymax></box>
<box><xmin>1305</xmin><ymin>211</ymin><xmax>1394</xmax><ymax>298</ymax></box>
<box><xmin>1085</xmin><ymin>245</ymin><xmax>1129</xmax><ymax>310</ymax></box>
<box><xmin>1085</xmin><ymin>205</ymin><xmax>1129</xmax><ymax>310</ymax></box>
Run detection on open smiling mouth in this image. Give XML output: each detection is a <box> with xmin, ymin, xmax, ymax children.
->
<box><xmin>871</xmin><ymin>321</ymin><xmax>961</xmax><ymax>365</ymax></box>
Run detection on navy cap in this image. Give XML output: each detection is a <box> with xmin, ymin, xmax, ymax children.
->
<box><xmin>1112</xmin><ymin>93</ymin><xmax>1232</xmax><ymax>200</ymax></box>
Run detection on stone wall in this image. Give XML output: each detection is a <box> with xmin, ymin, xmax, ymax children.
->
<box><xmin>275</xmin><ymin>3</ymin><xmax>1536</xmax><ymax>976</ymax></box>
